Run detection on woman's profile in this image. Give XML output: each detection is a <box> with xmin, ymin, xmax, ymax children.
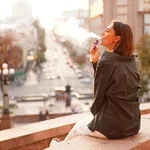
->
<box><xmin>50</xmin><ymin>20</ymin><xmax>141</xmax><ymax>145</ymax></box>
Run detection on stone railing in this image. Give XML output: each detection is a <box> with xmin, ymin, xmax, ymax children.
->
<box><xmin>0</xmin><ymin>103</ymin><xmax>150</xmax><ymax>150</ymax></box>
<box><xmin>12</xmin><ymin>112</ymin><xmax>73</xmax><ymax>123</ymax></box>
<box><xmin>140</xmin><ymin>103</ymin><xmax>150</xmax><ymax>115</ymax></box>
<box><xmin>0</xmin><ymin>112</ymin><xmax>90</xmax><ymax>150</ymax></box>
<box><xmin>49</xmin><ymin>114</ymin><xmax>150</xmax><ymax>150</ymax></box>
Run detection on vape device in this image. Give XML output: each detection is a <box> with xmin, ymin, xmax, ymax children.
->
<box><xmin>93</xmin><ymin>40</ymin><xmax>99</xmax><ymax>50</ymax></box>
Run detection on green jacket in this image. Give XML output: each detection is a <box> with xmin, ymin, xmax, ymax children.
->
<box><xmin>88</xmin><ymin>51</ymin><xmax>141</xmax><ymax>139</ymax></box>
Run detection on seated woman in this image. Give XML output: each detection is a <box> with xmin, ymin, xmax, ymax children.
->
<box><xmin>50</xmin><ymin>20</ymin><xmax>141</xmax><ymax>145</ymax></box>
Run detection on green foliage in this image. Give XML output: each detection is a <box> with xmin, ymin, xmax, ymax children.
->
<box><xmin>62</xmin><ymin>40</ymin><xmax>72</xmax><ymax>51</ymax></box>
<box><xmin>39</xmin><ymin>28</ymin><xmax>46</xmax><ymax>52</ymax></box>
<box><xmin>75</xmin><ymin>55</ymin><xmax>86</xmax><ymax>65</ymax></box>
<box><xmin>139</xmin><ymin>74</ymin><xmax>149</xmax><ymax>96</ymax></box>
<box><xmin>33</xmin><ymin>19</ymin><xmax>47</xmax><ymax>68</ymax></box>
<box><xmin>62</xmin><ymin>40</ymin><xmax>76</xmax><ymax>58</ymax></box>
<box><xmin>35</xmin><ymin>50</ymin><xmax>46</xmax><ymax>66</ymax></box>
<box><xmin>33</xmin><ymin>19</ymin><xmax>46</xmax><ymax>52</ymax></box>
<box><xmin>136</xmin><ymin>34</ymin><xmax>150</xmax><ymax>76</ymax></box>
<box><xmin>136</xmin><ymin>34</ymin><xmax>150</xmax><ymax>96</ymax></box>
<box><xmin>62</xmin><ymin>40</ymin><xmax>86</xmax><ymax>65</ymax></box>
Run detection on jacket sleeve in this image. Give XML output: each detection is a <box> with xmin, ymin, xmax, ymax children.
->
<box><xmin>92</xmin><ymin>54</ymin><xmax>105</xmax><ymax>76</ymax></box>
<box><xmin>92</xmin><ymin>62</ymin><xmax>97</xmax><ymax>77</ymax></box>
<box><xmin>91</xmin><ymin>58</ymin><xmax>116</xmax><ymax>116</ymax></box>
<box><xmin>92</xmin><ymin>62</ymin><xmax>97</xmax><ymax>71</ymax></box>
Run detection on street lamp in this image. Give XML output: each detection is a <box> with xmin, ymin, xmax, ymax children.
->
<box><xmin>0</xmin><ymin>63</ymin><xmax>15</xmax><ymax>114</ymax></box>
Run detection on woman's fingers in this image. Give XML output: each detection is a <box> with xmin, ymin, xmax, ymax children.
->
<box><xmin>90</xmin><ymin>46</ymin><xmax>98</xmax><ymax>54</ymax></box>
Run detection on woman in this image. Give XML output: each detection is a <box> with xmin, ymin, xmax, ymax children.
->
<box><xmin>51</xmin><ymin>21</ymin><xmax>141</xmax><ymax>144</ymax></box>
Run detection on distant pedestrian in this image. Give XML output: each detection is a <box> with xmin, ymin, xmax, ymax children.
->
<box><xmin>64</xmin><ymin>84</ymin><xmax>71</xmax><ymax>107</ymax></box>
<box><xmin>45</xmin><ymin>109</ymin><xmax>49</xmax><ymax>120</ymax></box>
<box><xmin>39</xmin><ymin>107</ymin><xmax>45</xmax><ymax>121</ymax></box>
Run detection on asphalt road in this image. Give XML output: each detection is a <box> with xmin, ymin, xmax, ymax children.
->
<box><xmin>0</xmin><ymin>31</ymin><xmax>93</xmax><ymax>115</ymax></box>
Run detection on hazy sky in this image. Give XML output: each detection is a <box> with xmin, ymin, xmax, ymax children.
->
<box><xmin>31</xmin><ymin>0</ymin><xmax>88</xmax><ymax>29</ymax></box>
<box><xmin>0</xmin><ymin>0</ymin><xmax>88</xmax><ymax>29</ymax></box>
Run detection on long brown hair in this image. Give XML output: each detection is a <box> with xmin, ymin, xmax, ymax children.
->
<box><xmin>112</xmin><ymin>21</ymin><xmax>134</xmax><ymax>57</ymax></box>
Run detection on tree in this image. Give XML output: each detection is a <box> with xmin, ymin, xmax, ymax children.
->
<box><xmin>35</xmin><ymin>50</ymin><xmax>46</xmax><ymax>67</ymax></box>
<box><xmin>33</xmin><ymin>19</ymin><xmax>47</xmax><ymax>67</ymax></box>
<box><xmin>0</xmin><ymin>34</ymin><xmax>22</xmax><ymax>70</ymax></box>
<box><xmin>136</xmin><ymin>34</ymin><xmax>150</xmax><ymax>96</ymax></box>
<box><xmin>136</xmin><ymin>34</ymin><xmax>150</xmax><ymax>76</ymax></box>
<box><xmin>33</xmin><ymin>19</ymin><xmax>46</xmax><ymax>52</ymax></box>
<box><xmin>75</xmin><ymin>55</ymin><xmax>86</xmax><ymax>65</ymax></box>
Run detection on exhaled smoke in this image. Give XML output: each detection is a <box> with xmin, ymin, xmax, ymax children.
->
<box><xmin>54</xmin><ymin>17</ymin><xmax>100</xmax><ymax>54</ymax></box>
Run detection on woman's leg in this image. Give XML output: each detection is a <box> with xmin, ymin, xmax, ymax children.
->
<box><xmin>64</xmin><ymin>118</ymin><xmax>107</xmax><ymax>141</ymax></box>
<box><xmin>89</xmin><ymin>130</ymin><xmax>107</xmax><ymax>139</ymax></box>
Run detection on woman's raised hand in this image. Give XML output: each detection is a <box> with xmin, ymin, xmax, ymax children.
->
<box><xmin>90</xmin><ymin>43</ymin><xmax>100</xmax><ymax>63</ymax></box>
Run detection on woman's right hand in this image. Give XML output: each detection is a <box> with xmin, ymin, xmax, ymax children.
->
<box><xmin>90</xmin><ymin>44</ymin><xmax>100</xmax><ymax>63</ymax></box>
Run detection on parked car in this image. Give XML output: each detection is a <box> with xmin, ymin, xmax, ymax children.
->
<box><xmin>72</xmin><ymin>91</ymin><xmax>93</xmax><ymax>99</ymax></box>
<box><xmin>77</xmin><ymin>72</ymin><xmax>84</xmax><ymax>79</ymax></box>
<box><xmin>80</xmin><ymin>77</ymin><xmax>91</xmax><ymax>84</ymax></box>
<box><xmin>75</xmin><ymin>69</ymin><xmax>82</xmax><ymax>74</ymax></box>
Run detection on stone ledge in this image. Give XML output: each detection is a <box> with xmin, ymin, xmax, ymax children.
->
<box><xmin>0</xmin><ymin>103</ymin><xmax>150</xmax><ymax>150</ymax></box>
<box><xmin>49</xmin><ymin>114</ymin><xmax>150</xmax><ymax>150</ymax></box>
<box><xmin>140</xmin><ymin>103</ymin><xmax>150</xmax><ymax>115</ymax></box>
<box><xmin>0</xmin><ymin>112</ymin><xmax>92</xmax><ymax>150</ymax></box>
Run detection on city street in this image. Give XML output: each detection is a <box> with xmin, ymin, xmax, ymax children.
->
<box><xmin>0</xmin><ymin>31</ymin><xmax>92</xmax><ymax>96</ymax></box>
<box><xmin>0</xmin><ymin>31</ymin><xmax>93</xmax><ymax>115</ymax></box>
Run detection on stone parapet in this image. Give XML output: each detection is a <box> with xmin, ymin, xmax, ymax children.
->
<box><xmin>0</xmin><ymin>112</ymin><xmax>91</xmax><ymax>150</ymax></box>
<box><xmin>49</xmin><ymin>114</ymin><xmax>150</xmax><ymax>150</ymax></box>
<box><xmin>0</xmin><ymin>103</ymin><xmax>150</xmax><ymax>150</ymax></box>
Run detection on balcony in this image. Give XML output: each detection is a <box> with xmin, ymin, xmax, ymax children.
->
<box><xmin>0</xmin><ymin>103</ymin><xmax>150</xmax><ymax>150</ymax></box>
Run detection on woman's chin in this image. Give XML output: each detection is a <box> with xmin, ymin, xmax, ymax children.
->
<box><xmin>100</xmin><ymin>41</ymin><xmax>105</xmax><ymax>47</ymax></box>
<box><xmin>99</xmin><ymin>41</ymin><xmax>103</xmax><ymax>45</ymax></box>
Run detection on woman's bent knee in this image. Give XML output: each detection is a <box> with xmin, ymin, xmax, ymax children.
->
<box><xmin>93</xmin><ymin>130</ymin><xmax>107</xmax><ymax>139</ymax></box>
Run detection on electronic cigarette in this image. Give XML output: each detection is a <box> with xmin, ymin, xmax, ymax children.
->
<box><xmin>93</xmin><ymin>40</ymin><xmax>99</xmax><ymax>50</ymax></box>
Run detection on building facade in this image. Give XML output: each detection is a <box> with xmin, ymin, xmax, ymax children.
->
<box><xmin>89</xmin><ymin>0</ymin><xmax>150</xmax><ymax>44</ymax></box>
<box><xmin>62</xmin><ymin>9</ymin><xmax>88</xmax><ymax>26</ymax></box>
<box><xmin>12</xmin><ymin>0</ymin><xmax>32</xmax><ymax>19</ymax></box>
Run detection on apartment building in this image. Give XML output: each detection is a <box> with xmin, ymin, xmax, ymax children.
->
<box><xmin>62</xmin><ymin>9</ymin><xmax>88</xmax><ymax>26</ymax></box>
<box><xmin>89</xmin><ymin>0</ymin><xmax>150</xmax><ymax>44</ymax></box>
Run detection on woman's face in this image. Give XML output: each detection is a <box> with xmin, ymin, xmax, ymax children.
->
<box><xmin>100</xmin><ymin>23</ymin><xmax>120</xmax><ymax>51</ymax></box>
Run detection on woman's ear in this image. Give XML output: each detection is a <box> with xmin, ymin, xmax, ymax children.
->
<box><xmin>114</xmin><ymin>36</ymin><xmax>121</xmax><ymax>43</ymax></box>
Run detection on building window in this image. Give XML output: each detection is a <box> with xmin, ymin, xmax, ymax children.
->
<box><xmin>117</xmin><ymin>7</ymin><xmax>127</xmax><ymax>14</ymax></box>
<box><xmin>117</xmin><ymin>15</ymin><xmax>127</xmax><ymax>23</ymax></box>
<box><xmin>144</xmin><ymin>14</ymin><xmax>150</xmax><ymax>24</ymax></box>
<box><xmin>144</xmin><ymin>8</ymin><xmax>150</xmax><ymax>11</ymax></box>
<box><xmin>144</xmin><ymin>13</ymin><xmax>150</xmax><ymax>35</ymax></box>
<box><xmin>144</xmin><ymin>0</ymin><xmax>150</xmax><ymax>4</ymax></box>
<box><xmin>144</xmin><ymin>26</ymin><xmax>150</xmax><ymax>34</ymax></box>
<box><xmin>117</xmin><ymin>0</ymin><xmax>127</xmax><ymax>5</ymax></box>
<box><xmin>116</xmin><ymin>0</ymin><xmax>128</xmax><ymax>21</ymax></box>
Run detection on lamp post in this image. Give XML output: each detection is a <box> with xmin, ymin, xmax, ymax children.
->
<box><xmin>0</xmin><ymin>63</ymin><xmax>15</xmax><ymax>130</ymax></box>
<box><xmin>0</xmin><ymin>63</ymin><xmax>15</xmax><ymax>114</ymax></box>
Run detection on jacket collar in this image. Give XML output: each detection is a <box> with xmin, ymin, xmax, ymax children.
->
<box><xmin>103</xmin><ymin>51</ymin><xmax>136</xmax><ymax>61</ymax></box>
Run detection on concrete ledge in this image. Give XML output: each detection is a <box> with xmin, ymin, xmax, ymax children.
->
<box><xmin>0</xmin><ymin>112</ymin><xmax>91</xmax><ymax>150</ymax></box>
<box><xmin>140</xmin><ymin>103</ymin><xmax>150</xmax><ymax>115</ymax></box>
<box><xmin>0</xmin><ymin>103</ymin><xmax>150</xmax><ymax>150</ymax></box>
<box><xmin>11</xmin><ymin>112</ymin><xmax>73</xmax><ymax>123</ymax></box>
<box><xmin>49</xmin><ymin>114</ymin><xmax>150</xmax><ymax>150</ymax></box>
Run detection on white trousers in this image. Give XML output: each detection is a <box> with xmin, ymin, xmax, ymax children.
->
<box><xmin>64</xmin><ymin>118</ymin><xmax>107</xmax><ymax>141</ymax></box>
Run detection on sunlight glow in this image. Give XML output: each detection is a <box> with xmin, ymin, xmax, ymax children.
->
<box><xmin>0</xmin><ymin>0</ymin><xmax>88</xmax><ymax>30</ymax></box>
